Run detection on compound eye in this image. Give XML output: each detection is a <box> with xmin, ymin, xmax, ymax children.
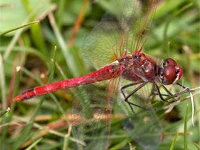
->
<box><xmin>163</xmin><ymin>66</ymin><xmax>176</xmax><ymax>85</ymax></box>
<box><xmin>164</xmin><ymin>58</ymin><xmax>177</xmax><ymax>67</ymax></box>
<box><xmin>162</xmin><ymin>65</ymin><xmax>183</xmax><ymax>85</ymax></box>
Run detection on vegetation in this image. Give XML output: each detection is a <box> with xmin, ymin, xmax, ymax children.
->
<box><xmin>0</xmin><ymin>0</ymin><xmax>199</xmax><ymax>149</ymax></box>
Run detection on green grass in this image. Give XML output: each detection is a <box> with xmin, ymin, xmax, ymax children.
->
<box><xmin>0</xmin><ymin>0</ymin><xmax>200</xmax><ymax>150</ymax></box>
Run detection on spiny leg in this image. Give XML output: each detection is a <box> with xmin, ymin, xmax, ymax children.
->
<box><xmin>152</xmin><ymin>83</ymin><xmax>170</xmax><ymax>102</ymax></box>
<box><xmin>151</xmin><ymin>83</ymin><xmax>169</xmax><ymax>97</ymax></box>
<box><xmin>161</xmin><ymin>82</ymin><xmax>190</xmax><ymax>101</ymax></box>
<box><xmin>152</xmin><ymin>82</ymin><xmax>190</xmax><ymax>103</ymax></box>
<box><xmin>153</xmin><ymin>83</ymin><xmax>172</xmax><ymax>102</ymax></box>
<box><xmin>175</xmin><ymin>83</ymin><xmax>190</xmax><ymax>96</ymax></box>
<box><xmin>121</xmin><ymin>82</ymin><xmax>139</xmax><ymax>98</ymax></box>
<box><xmin>121</xmin><ymin>82</ymin><xmax>149</xmax><ymax>113</ymax></box>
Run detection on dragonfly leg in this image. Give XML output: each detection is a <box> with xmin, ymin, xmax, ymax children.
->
<box><xmin>152</xmin><ymin>82</ymin><xmax>190</xmax><ymax>103</ymax></box>
<box><xmin>175</xmin><ymin>83</ymin><xmax>190</xmax><ymax>96</ymax></box>
<box><xmin>161</xmin><ymin>83</ymin><xmax>190</xmax><ymax>102</ymax></box>
<box><xmin>153</xmin><ymin>83</ymin><xmax>171</xmax><ymax>102</ymax></box>
<box><xmin>121</xmin><ymin>82</ymin><xmax>139</xmax><ymax>99</ymax></box>
<box><xmin>121</xmin><ymin>82</ymin><xmax>149</xmax><ymax>113</ymax></box>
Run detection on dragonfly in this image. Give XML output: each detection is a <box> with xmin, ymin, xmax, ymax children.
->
<box><xmin>13</xmin><ymin>0</ymin><xmax>186</xmax><ymax>107</ymax></box>
<box><xmin>13</xmin><ymin>0</ymin><xmax>189</xmax><ymax>149</ymax></box>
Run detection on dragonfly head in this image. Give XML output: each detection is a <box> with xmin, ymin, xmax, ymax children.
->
<box><xmin>160</xmin><ymin>58</ymin><xmax>183</xmax><ymax>85</ymax></box>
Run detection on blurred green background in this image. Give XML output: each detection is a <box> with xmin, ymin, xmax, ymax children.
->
<box><xmin>0</xmin><ymin>0</ymin><xmax>199</xmax><ymax>149</ymax></box>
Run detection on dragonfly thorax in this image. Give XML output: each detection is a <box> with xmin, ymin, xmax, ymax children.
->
<box><xmin>118</xmin><ymin>53</ymin><xmax>158</xmax><ymax>82</ymax></box>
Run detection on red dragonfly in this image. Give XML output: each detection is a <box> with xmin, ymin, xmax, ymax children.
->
<box><xmin>13</xmin><ymin>1</ymin><xmax>185</xmax><ymax>106</ymax></box>
<box><xmin>13</xmin><ymin>0</ymin><xmax>189</xmax><ymax>148</ymax></box>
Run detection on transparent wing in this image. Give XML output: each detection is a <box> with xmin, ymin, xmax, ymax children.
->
<box><xmin>122</xmin><ymin>110</ymin><xmax>163</xmax><ymax>149</ymax></box>
<box><xmin>82</xmin><ymin>16</ymin><xmax>123</xmax><ymax>69</ymax></box>
<box><xmin>82</xmin><ymin>0</ymin><xmax>157</xmax><ymax>69</ymax></box>
<box><xmin>113</xmin><ymin>78</ymin><xmax>163</xmax><ymax>149</ymax></box>
<box><xmin>71</xmin><ymin>79</ymin><xmax>120</xmax><ymax>149</ymax></box>
<box><xmin>128</xmin><ymin>0</ymin><xmax>157</xmax><ymax>52</ymax></box>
